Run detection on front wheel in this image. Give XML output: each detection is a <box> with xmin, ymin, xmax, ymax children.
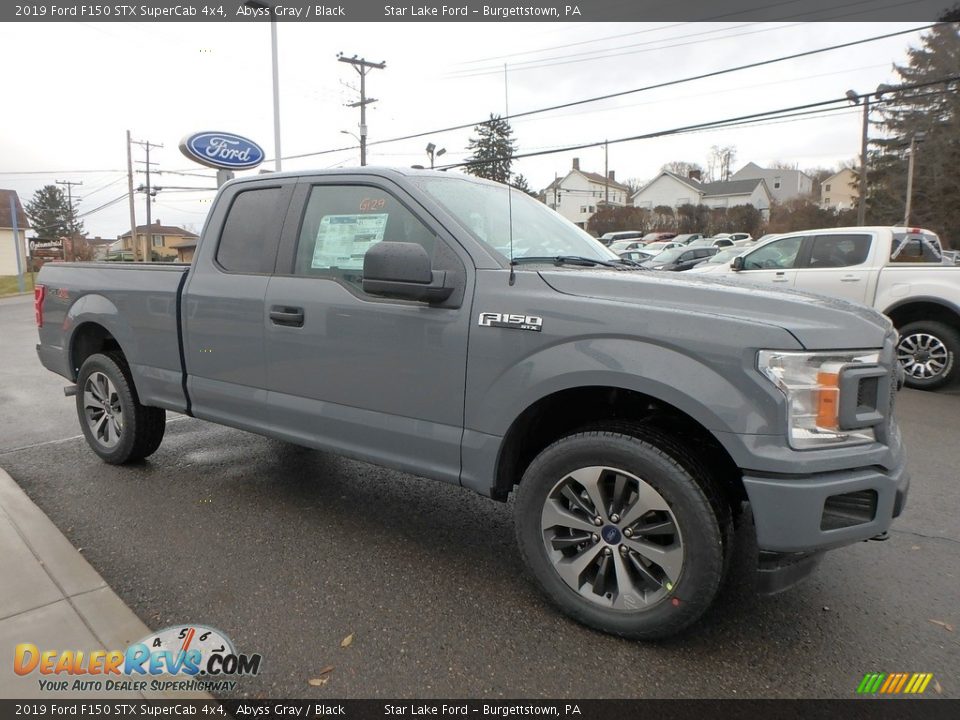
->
<box><xmin>896</xmin><ymin>321</ymin><xmax>960</xmax><ymax>390</ymax></box>
<box><xmin>76</xmin><ymin>351</ymin><xmax>166</xmax><ymax>464</ymax></box>
<box><xmin>514</xmin><ymin>429</ymin><xmax>725</xmax><ymax>639</ymax></box>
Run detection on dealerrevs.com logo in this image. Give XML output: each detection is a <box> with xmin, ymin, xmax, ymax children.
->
<box><xmin>14</xmin><ymin>624</ymin><xmax>261</xmax><ymax>694</ymax></box>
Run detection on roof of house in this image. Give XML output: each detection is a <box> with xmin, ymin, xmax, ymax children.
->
<box><xmin>119</xmin><ymin>222</ymin><xmax>198</xmax><ymax>239</ymax></box>
<box><xmin>85</xmin><ymin>237</ymin><xmax>114</xmax><ymax>246</ymax></box>
<box><xmin>0</xmin><ymin>189</ymin><xmax>30</xmax><ymax>230</ymax></box>
<box><xmin>699</xmin><ymin>179</ymin><xmax>767</xmax><ymax>197</ymax></box>
<box><xmin>544</xmin><ymin>170</ymin><xmax>632</xmax><ymax>194</ymax></box>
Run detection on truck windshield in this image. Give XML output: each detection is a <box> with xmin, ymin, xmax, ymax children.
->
<box><xmin>414</xmin><ymin>175</ymin><xmax>617</xmax><ymax>265</ymax></box>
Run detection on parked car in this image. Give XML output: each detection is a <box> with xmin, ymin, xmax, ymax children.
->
<box><xmin>599</xmin><ymin>230</ymin><xmax>644</xmax><ymax>246</ymax></box>
<box><xmin>726</xmin><ymin>232</ymin><xmax>753</xmax><ymax>243</ymax></box>
<box><xmin>672</xmin><ymin>233</ymin><xmax>704</xmax><ymax>245</ymax></box>
<box><xmin>618</xmin><ymin>249</ymin><xmax>654</xmax><ymax>264</ymax></box>
<box><xmin>688</xmin><ymin>237</ymin><xmax>736</xmax><ymax>249</ymax></box>
<box><xmin>642</xmin><ymin>240</ymin><xmax>683</xmax><ymax>254</ymax></box>
<box><xmin>642</xmin><ymin>246</ymin><xmax>719</xmax><ymax>271</ymax></box>
<box><xmin>687</xmin><ymin>246</ymin><xmax>749</xmax><ymax>273</ymax></box>
<box><xmin>640</xmin><ymin>231</ymin><xmax>677</xmax><ymax>244</ymax></box>
<box><xmin>33</xmin><ymin>169</ymin><xmax>909</xmax><ymax>640</ymax></box>
<box><xmin>609</xmin><ymin>240</ymin><xmax>646</xmax><ymax>253</ymax></box>
<box><xmin>710</xmin><ymin>226</ymin><xmax>960</xmax><ymax>389</ymax></box>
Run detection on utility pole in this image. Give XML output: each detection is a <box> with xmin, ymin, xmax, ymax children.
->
<box><xmin>126</xmin><ymin>131</ymin><xmax>139</xmax><ymax>261</ymax></box>
<box><xmin>604</xmin><ymin>140</ymin><xmax>609</xmax><ymax>206</ymax></box>
<box><xmin>857</xmin><ymin>95</ymin><xmax>870</xmax><ymax>226</ymax></box>
<box><xmin>337</xmin><ymin>54</ymin><xmax>386</xmax><ymax>166</ymax></box>
<box><xmin>903</xmin><ymin>133</ymin><xmax>925</xmax><ymax>226</ymax></box>
<box><xmin>133</xmin><ymin>139</ymin><xmax>163</xmax><ymax>262</ymax></box>
<box><xmin>55</xmin><ymin>179</ymin><xmax>83</xmax><ymax>235</ymax></box>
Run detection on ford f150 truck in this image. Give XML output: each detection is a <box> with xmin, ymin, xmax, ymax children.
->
<box><xmin>697</xmin><ymin>226</ymin><xmax>960</xmax><ymax>390</ymax></box>
<box><xmin>35</xmin><ymin>168</ymin><xmax>909</xmax><ymax>639</ymax></box>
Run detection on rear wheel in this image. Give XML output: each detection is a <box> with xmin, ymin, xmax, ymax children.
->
<box><xmin>514</xmin><ymin>428</ymin><xmax>726</xmax><ymax>639</ymax></box>
<box><xmin>896</xmin><ymin>321</ymin><xmax>960</xmax><ymax>390</ymax></box>
<box><xmin>76</xmin><ymin>351</ymin><xmax>166</xmax><ymax>464</ymax></box>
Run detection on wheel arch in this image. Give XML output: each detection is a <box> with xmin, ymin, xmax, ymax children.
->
<box><xmin>491</xmin><ymin>384</ymin><xmax>745</xmax><ymax>509</ymax></box>
<box><xmin>65</xmin><ymin>294</ymin><xmax>137</xmax><ymax>380</ymax></box>
<box><xmin>883</xmin><ymin>297</ymin><xmax>960</xmax><ymax>331</ymax></box>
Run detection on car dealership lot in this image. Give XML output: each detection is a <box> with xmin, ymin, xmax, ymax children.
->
<box><xmin>1</xmin><ymin>294</ymin><xmax>958</xmax><ymax>699</ymax></box>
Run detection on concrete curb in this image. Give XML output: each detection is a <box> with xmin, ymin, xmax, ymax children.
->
<box><xmin>0</xmin><ymin>468</ymin><xmax>210</xmax><ymax>700</ymax></box>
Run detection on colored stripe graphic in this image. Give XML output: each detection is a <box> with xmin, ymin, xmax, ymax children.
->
<box><xmin>857</xmin><ymin>672</ymin><xmax>933</xmax><ymax>695</ymax></box>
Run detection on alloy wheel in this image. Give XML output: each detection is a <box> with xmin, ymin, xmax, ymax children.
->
<box><xmin>897</xmin><ymin>332</ymin><xmax>950</xmax><ymax>380</ymax></box>
<box><xmin>83</xmin><ymin>371</ymin><xmax>123</xmax><ymax>448</ymax></box>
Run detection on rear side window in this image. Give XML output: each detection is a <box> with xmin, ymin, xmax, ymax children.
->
<box><xmin>891</xmin><ymin>234</ymin><xmax>943</xmax><ymax>263</ymax></box>
<box><xmin>806</xmin><ymin>234</ymin><xmax>871</xmax><ymax>268</ymax></box>
<box><xmin>216</xmin><ymin>187</ymin><xmax>283</xmax><ymax>273</ymax></box>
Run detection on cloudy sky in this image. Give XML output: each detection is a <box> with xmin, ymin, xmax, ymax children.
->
<box><xmin>0</xmin><ymin>20</ymin><xmax>931</xmax><ymax>238</ymax></box>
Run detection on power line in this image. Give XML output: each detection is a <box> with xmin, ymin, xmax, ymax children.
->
<box><xmin>435</xmin><ymin>74</ymin><xmax>960</xmax><ymax>171</ymax></box>
<box><xmin>280</xmin><ymin>23</ymin><xmax>939</xmax><ymax>164</ymax></box>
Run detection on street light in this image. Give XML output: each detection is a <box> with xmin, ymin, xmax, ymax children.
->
<box><xmin>245</xmin><ymin>1</ymin><xmax>282</xmax><ymax>171</ymax></box>
<box><xmin>426</xmin><ymin>142</ymin><xmax>446</xmax><ymax>169</ymax></box>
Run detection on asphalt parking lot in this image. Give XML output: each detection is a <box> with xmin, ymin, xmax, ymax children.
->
<box><xmin>1</xmin><ymin>293</ymin><xmax>958</xmax><ymax>699</ymax></box>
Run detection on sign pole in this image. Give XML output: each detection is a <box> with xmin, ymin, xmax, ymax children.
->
<box><xmin>10</xmin><ymin>194</ymin><xmax>24</xmax><ymax>293</ymax></box>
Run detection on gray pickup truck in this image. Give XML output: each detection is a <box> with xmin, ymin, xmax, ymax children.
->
<box><xmin>35</xmin><ymin>168</ymin><xmax>908</xmax><ymax>639</ymax></box>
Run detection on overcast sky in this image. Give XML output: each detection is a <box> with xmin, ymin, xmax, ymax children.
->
<box><xmin>0</xmin><ymin>20</ymin><xmax>929</xmax><ymax>238</ymax></box>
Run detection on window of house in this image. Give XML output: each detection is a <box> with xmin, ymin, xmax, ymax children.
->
<box><xmin>292</xmin><ymin>185</ymin><xmax>437</xmax><ymax>290</ymax></box>
<box><xmin>588</xmin><ymin>205</ymin><xmax>595</xmax><ymax>213</ymax></box>
<box><xmin>805</xmin><ymin>234</ymin><xmax>871</xmax><ymax>268</ymax></box>
<box><xmin>216</xmin><ymin>186</ymin><xmax>284</xmax><ymax>273</ymax></box>
<box><xmin>773</xmin><ymin>177</ymin><xmax>782</xmax><ymax>189</ymax></box>
<box><xmin>825</xmin><ymin>197</ymin><xmax>831</xmax><ymax>204</ymax></box>
<box><xmin>151</xmin><ymin>235</ymin><xmax>163</xmax><ymax>247</ymax></box>
<box><xmin>580</xmin><ymin>205</ymin><xmax>587</xmax><ymax>213</ymax></box>
<box><xmin>825</xmin><ymin>184</ymin><xmax>831</xmax><ymax>192</ymax></box>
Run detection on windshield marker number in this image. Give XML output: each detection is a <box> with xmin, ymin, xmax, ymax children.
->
<box><xmin>479</xmin><ymin>312</ymin><xmax>543</xmax><ymax>332</ymax></box>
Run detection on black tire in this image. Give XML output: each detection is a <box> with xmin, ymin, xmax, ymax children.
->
<box><xmin>75</xmin><ymin>351</ymin><xmax>166</xmax><ymax>464</ymax></box>
<box><xmin>514</xmin><ymin>428</ymin><xmax>725</xmax><ymax>640</ymax></box>
<box><xmin>896</xmin><ymin>320</ymin><xmax>960</xmax><ymax>391</ymax></box>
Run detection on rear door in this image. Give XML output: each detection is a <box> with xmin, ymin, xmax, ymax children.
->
<box><xmin>262</xmin><ymin>177</ymin><xmax>473</xmax><ymax>483</ymax></box>
<box><xmin>181</xmin><ymin>179</ymin><xmax>295</xmax><ymax>431</ymax></box>
<box><xmin>793</xmin><ymin>232</ymin><xmax>873</xmax><ymax>304</ymax></box>
<box><xmin>734</xmin><ymin>234</ymin><xmax>805</xmax><ymax>287</ymax></box>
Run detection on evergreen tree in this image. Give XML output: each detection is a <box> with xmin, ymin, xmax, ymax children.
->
<box><xmin>26</xmin><ymin>185</ymin><xmax>84</xmax><ymax>240</ymax></box>
<box><xmin>510</xmin><ymin>173</ymin><xmax>538</xmax><ymax>197</ymax></box>
<box><xmin>465</xmin><ymin>114</ymin><xmax>517</xmax><ymax>183</ymax></box>
<box><xmin>868</xmin><ymin>25</ymin><xmax>960</xmax><ymax>243</ymax></box>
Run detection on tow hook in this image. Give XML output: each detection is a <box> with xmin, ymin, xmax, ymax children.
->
<box><xmin>63</xmin><ymin>384</ymin><xmax>78</xmax><ymax>397</ymax></box>
<box><xmin>868</xmin><ymin>531</ymin><xmax>889</xmax><ymax>542</ymax></box>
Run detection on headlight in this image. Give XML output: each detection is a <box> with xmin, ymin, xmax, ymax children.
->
<box><xmin>757</xmin><ymin>350</ymin><xmax>880</xmax><ymax>449</ymax></box>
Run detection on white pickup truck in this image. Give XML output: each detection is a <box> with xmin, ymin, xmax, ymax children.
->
<box><xmin>697</xmin><ymin>226</ymin><xmax>960</xmax><ymax>390</ymax></box>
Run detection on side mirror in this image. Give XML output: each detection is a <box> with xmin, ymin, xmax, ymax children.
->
<box><xmin>362</xmin><ymin>242</ymin><xmax>453</xmax><ymax>303</ymax></box>
<box><xmin>731</xmin><ymin>256</ymin><xmax>744</xmax><ymax>271</ymax></box>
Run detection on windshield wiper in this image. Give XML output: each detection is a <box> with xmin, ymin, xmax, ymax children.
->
<box><xmin>513</xmin><ymin>255</ymin><xmax>624</xmax><ymax>269</ymax></box>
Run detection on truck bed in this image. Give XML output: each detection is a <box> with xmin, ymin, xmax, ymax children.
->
<box><xmin>35</xmin><ymin>262</ymin><xmax>191</xmax><ymax>413</ymax></box>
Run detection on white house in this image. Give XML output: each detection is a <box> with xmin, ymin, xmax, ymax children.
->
<box><xmin>0</xmin><ymin>189</ymin><xmax>29</xmax><ymax>278</ymax></box>
<box><xmin>730</xmin><ymin>162</ymin><xmax>813</xmax><ymax>204</ymax></box>
<box><xmin>543</xmin><ymin>158</ymin><xmax>632</xmax><ymax>228</ymax></box>
<box><xmin>630</xmin><ymin>171</ymin><xmax>772</xmax><ymax>218</ymax></box>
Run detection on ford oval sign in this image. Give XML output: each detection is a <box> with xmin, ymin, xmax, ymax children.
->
<box><xmin>179</xmin><ymin>131</ymin><xmax>265</xmax><ymax>171</ymax></box>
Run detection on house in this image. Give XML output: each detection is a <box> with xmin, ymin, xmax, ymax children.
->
<box><xmin>543</xmin><ymin>158</ymin><xmax>633</xmax><ymax>228</ymax></box>
<box><xmin>118</xmin><ymin>220</ymin><xmax>199</xmax><ymax>261</ymax></box>
<box><xmin>630</xmin><ymin>171</ymin><xmax>773</xmax><ymax>219</ymax></box>
<box><xmin>170</xmin><ymin>238</ymin><xmax>197</xmax><ymax>263</ymax></box>
<box><xmin>730</xmin><ymin>162</ymin><xmax>813</xmax><ymax>203</ymax></box>
<box><xmin>820</xmin><ymin>168</ymin><xmax>858</xmax><ymax>210</ymax></box>
<box><xmin>0</xmin><ymin>189</ymin><xmax>30</xmax><ymax>277</ymax></box>
<box><xmin>85</xmin><ymin>236</ymin><xmax>115</xmax><ymax>260</ymax></box>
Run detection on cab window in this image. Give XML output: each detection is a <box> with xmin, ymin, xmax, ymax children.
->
<box><xmin>806</xmin><ymin>234</ymin><xmax>871</xmax><ymax>268</ymax></box>
<box><xmin>743</xmin><ymin>236</ymin><xmax>803</xmax><ymax>270</ymax></box>
<box><xmin>293</xmin><ymin>185</ymin><xmax>437</xmax><ymax>290</ymax></box>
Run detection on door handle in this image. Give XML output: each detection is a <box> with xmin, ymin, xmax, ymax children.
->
<box><xmin>840</xmin><ymin>275</ymin><xmax>861</xmax><ymax>282</ymax></box>
<box><xmin>269</xmin><ymin>306</ymin><xmax>304</xmax><ymax>327</ymax></box>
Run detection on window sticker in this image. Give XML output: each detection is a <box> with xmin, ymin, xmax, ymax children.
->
<box><xmin>311</xmin><ymin>213</ymin><xmax>388</xmax><ymax>269</ymax></box>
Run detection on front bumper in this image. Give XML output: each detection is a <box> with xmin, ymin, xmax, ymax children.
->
<box><xmin>742</xmin><ymin>459</ymin><xmax>909</xmax><ymax>553</ymax></box>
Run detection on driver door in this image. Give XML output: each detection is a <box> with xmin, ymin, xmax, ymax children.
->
<box><xmin>735</xmin><ymin>235</ymin><xmax>806</xmax><ymax>288</ymax></box>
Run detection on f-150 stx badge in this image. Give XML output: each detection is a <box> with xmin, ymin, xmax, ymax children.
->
<box><xmin>478</xmin><ymin>312</ymin><xmax>543</xmax><ymax>332</ymax></box>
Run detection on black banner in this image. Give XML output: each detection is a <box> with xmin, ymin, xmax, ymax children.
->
<box><xmin>1</xmin><ymin>700</ymin><xmax>959</xmax><ymax>720</ymax></box>
<box><xmin>2</xmin><ymin>0</ymin><xmax>955</xmax><ymax>23</ymax></box>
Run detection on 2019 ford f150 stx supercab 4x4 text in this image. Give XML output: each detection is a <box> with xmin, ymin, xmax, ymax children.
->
<box><xmin>35</xmin><ymin>168</ymin><xmax>909</xmax><ymax>639</ymax></box>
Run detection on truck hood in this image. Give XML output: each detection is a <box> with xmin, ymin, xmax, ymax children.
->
<box><xmin>538</xmin><ymin>269</ymin><xmax>891</xmax><ymax>350</ymax></box>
